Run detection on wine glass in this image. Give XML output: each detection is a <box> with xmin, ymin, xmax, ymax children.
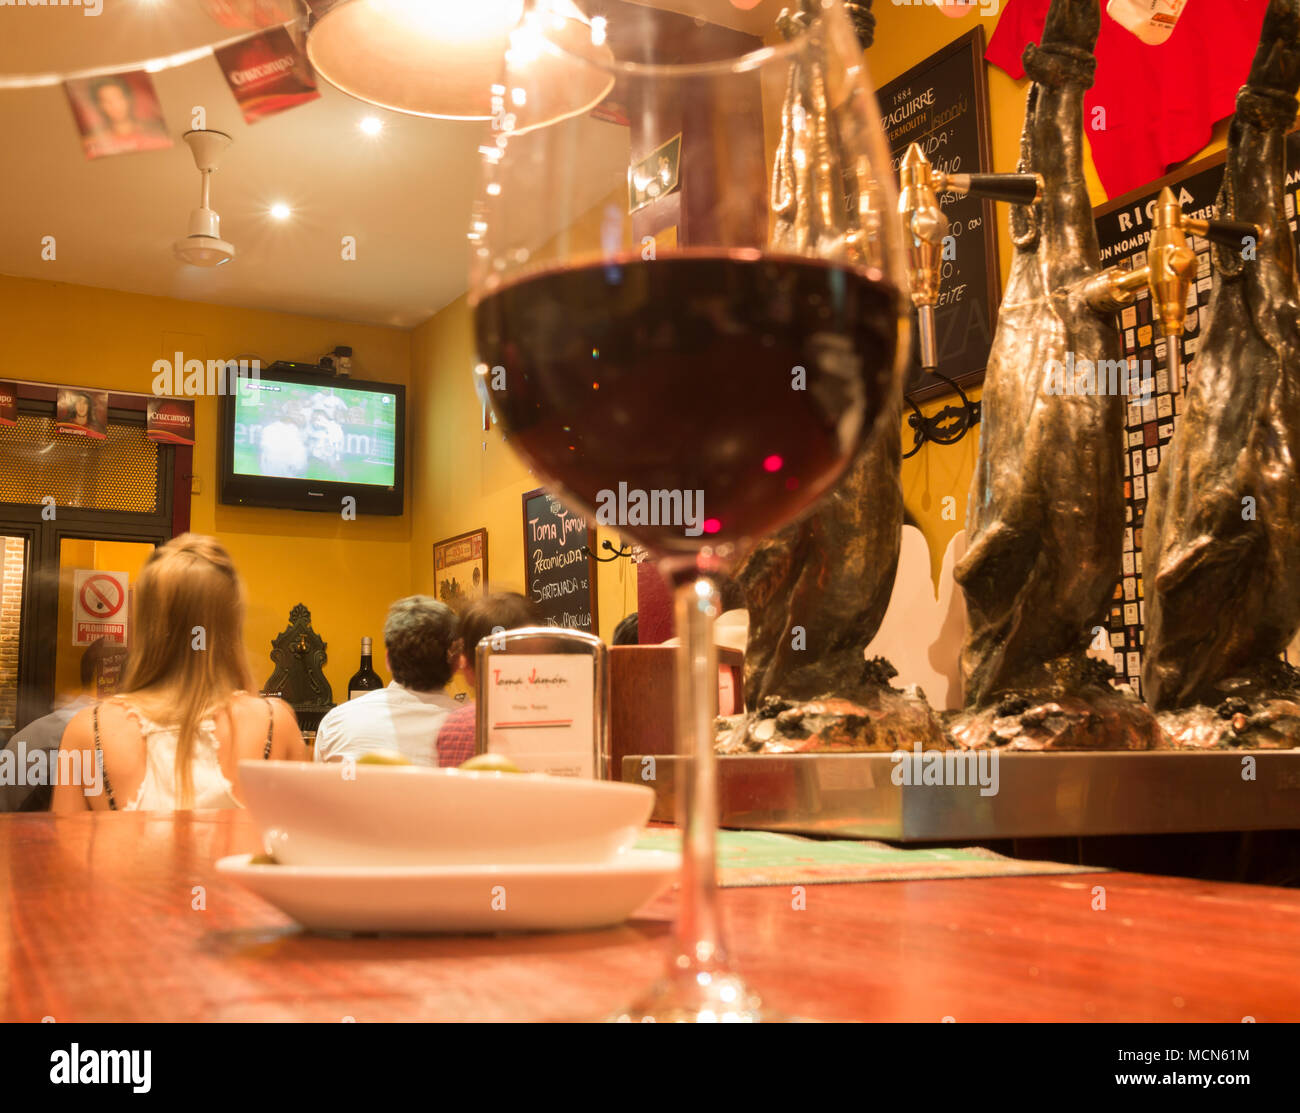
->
<box><xmin>468</xmin><ymin>0</ymin><xmax>906</xmax><ymax>1021</ymax></box>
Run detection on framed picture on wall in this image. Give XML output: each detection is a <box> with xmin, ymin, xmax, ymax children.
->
<box><xmin>433</xmin><ymin>528</ymin><xmax>488</xmax><ymax>609</ymax></box>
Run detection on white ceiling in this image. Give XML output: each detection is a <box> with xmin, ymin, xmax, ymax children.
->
<box><xmin>0</xmin><ymin>0</ymin><xmax>773</xmax><ymax>329</ymax></box>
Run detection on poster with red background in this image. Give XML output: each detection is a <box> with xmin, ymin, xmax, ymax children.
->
<box><xmin>146</xmin><ymin>398</ymin><xmax>196</xmax><ymax>445</ymax></box>
<box><xmin>215</xmin><ymin>27</ymin><xmax>320</xmax><ymax>124</ymax></box>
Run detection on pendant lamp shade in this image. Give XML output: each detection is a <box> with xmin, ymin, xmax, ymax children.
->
<box><xmin>306</xmin><ymin>0</ymin><xmax>615</xmax><ymax>127</ymax></box>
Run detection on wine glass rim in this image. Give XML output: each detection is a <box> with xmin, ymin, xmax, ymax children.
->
<box><xmin>534</xmin><ymin>0</ymin><xmax>842</xmax><ymax>80</ymax></box>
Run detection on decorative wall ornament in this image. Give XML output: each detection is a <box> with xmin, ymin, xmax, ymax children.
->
<box><xmin>263</xmin><ymin>602</ymin><xmax>333</xmax><ymax>730</ymax></box>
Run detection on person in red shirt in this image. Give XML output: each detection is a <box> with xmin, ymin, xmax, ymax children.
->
<box><xmin>986</xmin><ymin>0</ymin><xmax>1269</xmax><ymax>197</ymax></box>
<box><xmin>435</xmin><ymin>592</ymin><xmax>540</xmax><ymax>766</ymax></box>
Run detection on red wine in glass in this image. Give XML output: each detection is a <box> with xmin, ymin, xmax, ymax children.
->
<box><xmin>475</xmin><ymin>251</ymin><xmax>900</xmax><ymax>562</ymax></box>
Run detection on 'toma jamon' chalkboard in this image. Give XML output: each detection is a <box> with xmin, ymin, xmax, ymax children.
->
<box><xmin>877</xmin><ymin>26</ymin><xmax>1001</xmax><ymax>402</ymax></box>
<box><xmin>521</xmin><ymin>486</ymin><xmax>600</xmax><ymax>633</ymax></box>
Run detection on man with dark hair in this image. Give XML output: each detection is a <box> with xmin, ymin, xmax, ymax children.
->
<box><xmin>612</xmin><ymin>613</ymin><xmax>638</xmax><ymax>646</ymax></box>
<box><xmin>436</xmin><ymin>592</ymin><xmax>539</xmax><ymax>766</ymax></box>
<box><xmin>314</xmin><ymin>596</ymin><xmax>461</xmax><ymax>766</ymax></box>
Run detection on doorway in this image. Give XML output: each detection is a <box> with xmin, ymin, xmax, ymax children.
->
<box><xmin>0</xmin><ymin>398</ymin><xmax>182</xmax><ymax>738</ymax></box>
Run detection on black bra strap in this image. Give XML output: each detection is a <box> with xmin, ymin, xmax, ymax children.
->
<box><xmin>263</xmin><ymin>698</ymin><xmax>274</xmax><ymax>760</ymax></box>
<box><xmin>92</xmin><ymin>705</ymin><xmax>117</xmax><ymax>811</ymax></box>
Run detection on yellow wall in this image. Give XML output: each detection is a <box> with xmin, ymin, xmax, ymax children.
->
<box><xmin>869</xmin><ymin>5</ymin><xmax>1230</xmax><ymax>581</ymax></box>
<box><xmin>0</xmin><ymin>273</ymin><xmax>414</xmax><ymax>700</ymax></box>
<box><xmin>407</xmin><ymin>292</ymin><xmax>636</xmax><ymax>697</ymax></box>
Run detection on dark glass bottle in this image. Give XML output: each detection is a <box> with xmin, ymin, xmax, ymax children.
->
<box><xmin>347</xmin><ymin>636</ymin><xmax>384</xmax><ymax>700</ymax></box>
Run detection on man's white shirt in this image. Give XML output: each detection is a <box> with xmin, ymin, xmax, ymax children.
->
<box><xmin>313</xmin><ymin>682</ymin><xmax>460</xmax><ymax>766</ymax></box>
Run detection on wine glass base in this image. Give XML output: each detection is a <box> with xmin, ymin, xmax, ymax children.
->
<box><xmin>609</xmin><ymin>968</ymin><xmax>782</xmax><ymax>1023</ymax></box>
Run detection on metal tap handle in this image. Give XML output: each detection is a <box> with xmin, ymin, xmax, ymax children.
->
<box><xmin>1187</xmin><ymin>218</ymin><xmax>1262</xmax><ymax>252</ymax></box>
<box><xmin>940</xmin><ymin>172</ymin><xmax>1043</xmax><ymax>206</ymax></box>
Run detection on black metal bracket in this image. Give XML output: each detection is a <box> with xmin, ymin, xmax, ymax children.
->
<box><xmin>587</xmin><ymin>539</ymin><xmax>633</xmax><ymax>563</ymax></box>
<box><xmin>902</xmin><ymin>370</ymin><xmax>982</xmax><ymax>459</ymax></box>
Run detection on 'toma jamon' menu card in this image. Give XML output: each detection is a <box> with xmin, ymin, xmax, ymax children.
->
<box><xmin>484</xmin><ymin>654</ymin><xmax>596</xmax><ymax>778</ymax></box>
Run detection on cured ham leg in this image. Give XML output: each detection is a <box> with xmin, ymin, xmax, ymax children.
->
<box><xmin>1142</xmin><ymin>0</ymin><xmax>1300</xmax><ymax>748</ymax></box>
<box><xmin>951</xmin><ymin>0</ymin><xmax>1160</xmax><ymax>749</ymax></box>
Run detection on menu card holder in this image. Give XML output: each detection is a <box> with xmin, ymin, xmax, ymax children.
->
<box><xmin>474</xmin><ymin>626</ymin><xmax>610</xmax><ymax>779</ymax></box>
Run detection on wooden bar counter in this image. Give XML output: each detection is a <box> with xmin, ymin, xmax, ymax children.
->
<box><xmin>2</xmin><ymin>811</ymin><xmax>1297</xmax><ymax>1022</ymax></box>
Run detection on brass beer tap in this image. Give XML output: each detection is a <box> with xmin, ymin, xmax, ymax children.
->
<box><xmin>898</xmin><ymin>144</ymin><xmax>948</xmax><ymax>372</ymax></box>
<box><xmin>899</xmin><ymin>143</ymin><xmax>1260</xmax><ymax>387</ymax></box>
<box><xmin>1086</xmin><ymin>186</ymin><xmax>1261</xmax><ymax>386</ymax></box>
<box><xmin>898</xmin><ymin>141</ymin><xmax>1043</xmax><ymax>372</ymax></box>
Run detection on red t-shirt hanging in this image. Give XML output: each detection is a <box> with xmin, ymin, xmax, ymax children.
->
<box><xmin>985</xmin><ymin>0</ymin><xmax>1269</xmax><ymax>198</ymax></box>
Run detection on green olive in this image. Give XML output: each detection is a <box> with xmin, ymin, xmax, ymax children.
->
<box><xmin>357</xmin><ymin>750</ymin><xmax>413</xmax><ymax>766</ymax></box>
<box><xmin>458</xmin><ymin>753</ymin><xmax>523</xmax><ymax>774</ymax></box>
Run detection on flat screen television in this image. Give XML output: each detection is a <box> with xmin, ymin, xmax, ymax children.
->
<box><xmin>219</xmin><ymin>367</ymin><xmax>405</xmax><ymax>515</ymax></box>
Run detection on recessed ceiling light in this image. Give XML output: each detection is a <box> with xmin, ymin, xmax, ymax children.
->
<box><xmin>359</xmin><ymin>116</ymin><xmax>383</xmax><ymax>136</ymax></box>
<box><xmin>270</xmin><ymin>202</ymin><xmax>291</xmax><ymax>221</ymax></box>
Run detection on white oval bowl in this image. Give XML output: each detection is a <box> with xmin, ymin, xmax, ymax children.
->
<box><xmin>238</xmin><ymin>760</ymin><xmax>656</xmax><ymax>868</ymax></box>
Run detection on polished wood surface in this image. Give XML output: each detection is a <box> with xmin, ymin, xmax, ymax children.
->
<box><xmin>2</xmin><ymin>810</ymin><xmax>1298</xmax><ymax>1022</ymax></box>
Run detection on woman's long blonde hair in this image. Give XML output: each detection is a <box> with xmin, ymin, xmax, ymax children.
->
<box><xmin>120</xmin><ymin>533</ymin><xmax>254</xmax><ymax>807</ymax></box>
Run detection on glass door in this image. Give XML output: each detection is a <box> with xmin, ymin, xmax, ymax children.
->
<box><xmin>53</xmin><ymin>538</ymin><xmax>157</xmax><ymax>709</ymax></box>
<box><xmin>0</xmin><ymin>533</ymin><xmax>30</xmax><ymax>747</ymax></box>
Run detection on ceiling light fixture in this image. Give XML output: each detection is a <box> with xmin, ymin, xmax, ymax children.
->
<box><xmin>270</xmin><ymin>202</ymin><xmax>291</xmax><ymax>220</ymax></box>
<box><xmin>174</xmin><ymin>129</ymin><xmax>236</xmax><ymax>267</ymax></box>
<box><xmin>359</xmin><ymin>115</ymin><xmax>384</xmax><ymax>135</ymax></box>
<box><xmin>306</xmin><ymin>0</ymin><xmax>614</xmax><ymax>129</ymax></box>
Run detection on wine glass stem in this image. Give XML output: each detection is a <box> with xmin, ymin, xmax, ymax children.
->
<box><xmin>671</xmin><ymin>574</ymin><xmax>726</xmax><ymax>971</ymax></box>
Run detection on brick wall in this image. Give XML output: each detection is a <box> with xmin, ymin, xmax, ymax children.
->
<box><xmin>0</xmin><ymin>536</ymin><xmax>25</xmax><ymax>740</ymax></box>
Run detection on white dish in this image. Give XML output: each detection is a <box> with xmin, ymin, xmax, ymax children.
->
<box><xmin>238</xmin><ymin>760</ymin><xmax>655</xmax><ymax>868</ymax></box>
<box><xmin>215</xmin><ymin>849</ymin><xmax>679</xmax><ymax>934</ymax></box>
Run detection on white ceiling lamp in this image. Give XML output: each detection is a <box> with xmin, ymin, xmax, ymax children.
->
<box><xmin>174</xmin><ymin>129</ymin><xmax>236</xmax><ymax>267</ymax></box>
<box><xmin>306</xmin><ymin>0</ymin><xmax>614</xmax><ymax>129</ymax></box>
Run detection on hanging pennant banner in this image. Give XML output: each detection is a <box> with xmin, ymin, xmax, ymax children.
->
<box><xmin>64</xmin><ymin>71</ymin><xmax>173</xmax><ymax>161</ymax></box>
<box><xmin>55</xmin><ymin>388</ymin><xmax>108</xmax><ymax>440</ymax></box>
<box><xmin>147</xmin><ymin>398</ymin><xmax>196</xmax><ymax>445</ymax></box>
<box><xmin>200</xmin><ymin>0</ymin><xmax>301</xmax><ymax>29</ymax></box>
<box><xmin>215</xmin><ymin>26</ymin><xmax>321</xmax><ymax>124</ymax></box>
<box><xmin>0</xmin><ymin>381</ymin><xmax>16</xmax><ymax>427</ymax></box>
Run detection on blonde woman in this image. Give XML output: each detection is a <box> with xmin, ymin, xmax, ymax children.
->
<box><xmin>54</xmin><ymin>534</ymin><xmax>307</xmax><ymax>812</ymax></box>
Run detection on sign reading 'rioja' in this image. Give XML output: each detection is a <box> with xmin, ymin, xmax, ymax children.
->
<box><xmin>877</xmin><ymin>27</ymin><xmax>1000</xmax><ymax>401</ymax></box>
<box><xmin>521</xmin><ymin>487</ymin><xmax>599</xmax><ymax>633</ymax></box>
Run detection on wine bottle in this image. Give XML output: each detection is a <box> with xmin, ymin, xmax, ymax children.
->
<box><xmin>347</xmin><ymin>637</ymin><xmax>384</xmax><ymax>700</ymax></box>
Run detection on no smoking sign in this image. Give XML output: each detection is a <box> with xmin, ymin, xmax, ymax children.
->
<box><xmin>72</xmin><ymin>570</ymin><xmax>129</xmax><ymax>647</ymax></box>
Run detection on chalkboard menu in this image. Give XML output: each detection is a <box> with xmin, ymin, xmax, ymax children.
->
<box><xmin>878</xmin><ymin>27</ymin><xmax>1000</xmax><ymax>402</ymax></box>
<box><xmin>521</xmin><ymin>487</ymin><xmax>600</xmax><ymax>633</ymax></box>
<box><xmin>1091</xmin><ymin>132</ymin><xmax>1300</xmax><ymax>697</ymax></box>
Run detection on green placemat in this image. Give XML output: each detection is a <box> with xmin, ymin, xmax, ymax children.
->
<box><xmin>634</xmin><ymin>828</ymin><xmax>1106</xmax><ymax>887</ymax></box>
